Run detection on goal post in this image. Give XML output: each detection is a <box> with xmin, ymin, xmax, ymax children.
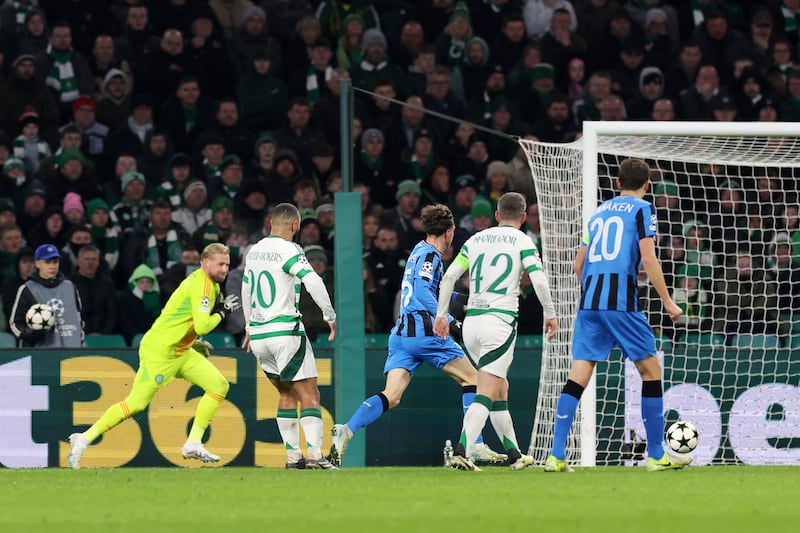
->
<box><xmin>523</xmin><ymin>121</ymin><xmax>800</xmax><ymax>467</ymax></box>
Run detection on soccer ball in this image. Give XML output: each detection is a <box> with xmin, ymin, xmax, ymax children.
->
<box><xmin>26</xmin><ymin>303</ymin><xmax>54</xmax><ymax>331</ymax></box>
<box><xmin>666</xmin><ymin>421</ymin><xmax>698</xmax><ymax>454</ymax></box>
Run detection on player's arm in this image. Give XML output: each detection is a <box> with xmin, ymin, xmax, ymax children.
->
<box><xmin>240</xmin><ymin>262</ymin><xmax>253</xmax><ymax>350</ymax></box>
<box><xmin>190</xmin><ymin>275</ymin><xmax>223</xmax><ymax>336</ymax></box>
<box><xmin>640</xmin><ymin>237</ymin><xmax>682</xmax><ymax>321</ymax></box>
<box><xmin>522</xmin><ymin>245</ymin><xmax>558</xmax><ymax>341</ymax></box>
<box><xmin>289</xmin><ymin>253</ymin><xmax>337</xmax><ymax>340</ymax></box>
<box><xmin>434</xmin><ymin>250</ymin><xmax>468</xmax><ymax>338</ymax></box>
<box><xmin>574</xmin><ymin>231</ymin><xmax>589</xmax><ymax>279</ymax></box>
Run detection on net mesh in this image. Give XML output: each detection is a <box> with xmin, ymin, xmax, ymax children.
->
<box><xmin>523</xmin><ymin>132</ymin><xmax>800</xmax><ymax>466</ymax></box>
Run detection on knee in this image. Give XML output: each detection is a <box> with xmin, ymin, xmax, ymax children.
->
<box><xmin>123</xmin><ymin>397</ymin><xmax>149</xmax><ymax>416</ymax></box>
<box><xmin>210</xmin><ymin>376</ymin><xmax>230</xmax><ymax>398</ymax></box>
<box><xmin>382</xmin><ymin>391</ymin><xmax>402</xmax><ymax>409</ymax></box>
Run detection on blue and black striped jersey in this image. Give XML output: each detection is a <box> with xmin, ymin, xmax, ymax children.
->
<box><xmin>578</xmin><ymin>196</ymin><xmax>657</xmax><ymax>312</ymax></box>
<box><xmin>393</xmin><ymin>240</ymin><xmax>443</xmax><ymax>337</ymax></box>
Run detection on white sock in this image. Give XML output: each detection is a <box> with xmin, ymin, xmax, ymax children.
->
<box><xmin>461</xmin><ymin>402</ymin><xmax>490</xmax><ymax>457</ymax></box>
<box><xmin>277</xmin><ymin>411</ymin><xmax>301</xmax><ymax>461</ymax></box>
<box><xmin>300</xmin><ymin>408</ymin><xmax>323</xmax><ymax>460</ymax></box>
<box><xmin>490</xmin><ymin>408</ymin><xmax>520</xmax><ymax>453</ymax></box>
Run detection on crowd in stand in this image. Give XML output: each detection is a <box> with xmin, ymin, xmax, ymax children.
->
<box><xmin>1</xmin><ymin>0</ymin><xmax>800</xmax><ymax>346</ymax></box>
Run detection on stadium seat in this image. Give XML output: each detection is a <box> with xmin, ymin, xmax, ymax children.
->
<box><xmin>204</xmin><ymin>332</ymin><xmax>237</xmax><ymax>348</ymax></box>
<box><xmin>0</xmin><ymin>332</ymin><xmax>18</xmax><ymax>348</ymax></box>
<box><xmin>84</xmin><ymin>334</ymin><xmax>128</xmax><ymax>348</ymax></box>
<box><xmin>131</xmin><ymin>333</ymin><xmax>145</xmax><ymax>348</ymax></box>
<box><xmin>516</xmin><ymin>335</ymin><xmax>543</xmax><ymax>349</ymax></box>
<box><xmin>677</xmin><ymin>333</ymin><xmax>726</xmax><ymax>348</ymax></box>
<box><xmin>731</xmin><ymin>334</ymin><xmax>781</xmax><ymax>350</ymax></box>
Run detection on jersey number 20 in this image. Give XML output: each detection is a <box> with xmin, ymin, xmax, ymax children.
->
<box><xmin>588</xmin><ymin>216</ymin><xmax>623</xmax><ymax>263</ymax></box>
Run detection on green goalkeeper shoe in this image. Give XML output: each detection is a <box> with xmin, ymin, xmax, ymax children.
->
<box><xmin>646</xmin><ymin>452</ymin><xmax>693</xmax><ymax>472</ymax></box>
<box><xmin>544</xmin><ymin>455</ymin><xmax>574</xmax><ymax>473</ymax></box>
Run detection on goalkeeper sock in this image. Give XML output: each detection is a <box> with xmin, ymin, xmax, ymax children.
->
<box><xmin>551</xmin><ymin>380</ymin><xmax>584</xmax><ymax>460</ymax></box>
<box><xmin>188</xmin><ymin>391</ymin><xmax>224</xmax><ymax>442</ymax></box>
<box><xmin>84</xmin><ymin>401</ymin><xmax>129</xmax><ymax>443</ymax></box>
<box><xmin>641</xmin><ymin>380</ymin><xmax>665</xmax><ymax>460</ymax></box>
<box><xmin>277</xmin><ymin>409</ymin><xmax>302</xmax><ymax>460</ymax></box>
<box><xmin>489</xmin><ymin>400</ymin><xmax>520</xmax><ymax>452</ymax></box>
<box><xmin>300</xmin><ymin>408</ymin><xmax>323</xmax><ymax>459</ymax></box>
<box><xmin>346</xmin><ymin>393</ymin><xmax>388</xmax><ymax>433</ymax></box>
<box><xmin>458</xmin><ymin>394</ymin><xmax>491</xmax><ymax>456</ymax></box>
<box><xmin>462</xmin><ymin>385</ymin><xmax>484</xmax><ymax>445</ymax></box>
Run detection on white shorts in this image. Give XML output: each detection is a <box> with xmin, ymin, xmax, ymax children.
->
<box><xmin>462</xmin><ymin>313</ymin><xmax>517</xmax><ymax>379</ymax></box>
<box><xmin>249</xmin><ymin>334</ymin><xmax>318</xmax><ymax>382</ymax></box>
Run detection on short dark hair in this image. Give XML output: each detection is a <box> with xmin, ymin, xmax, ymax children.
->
<box><xmin>618</xmin><ymin>158</ymin><xmax>650</xmax><ymax>190</ymax></box>
<box><xmin>420</xmin><ymin>204</ymin><xmax>454</xmax><ymax>236</ymax></box>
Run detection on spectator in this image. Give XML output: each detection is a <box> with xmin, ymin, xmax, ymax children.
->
<box><xmin>333</xmin><ymin>13</ymin><xmax>364</xmax><ymax>71</ymax></box>
<box><xmin>16</xmin><ymin>179</ymin><xmax>47</xmax><ymax>235</ymax></box>
<box><xmin>2</xmin><ymin>157</ymin><xmax>33</xmax><ymax>207</ymax></box>
<box><xmin>117</xmin><ymin>263</ymin><xmax>161</xmax><ymax>345</ymax></box>
<box><xmin>10</xmin><ymin>243</ymin><xmax>83</xmax><ymax>348</ymax></box>
<box><xmin>709</xmin><ymin>91</ymin><xmax>738</xmax><ymax>122</ymax></box>
<box><xmin>524</xmin><ymin>0</ymin><xmax>578</xmax><ymax>41</ymax></box>
<box><xmin>0</xmin><ymin>53</ymin><xmax>59</xmax><ymax>141</ymax></box>
<box><xmin>0</xmin><ymin>0</ymin><xmax>39</xmax><ymax>39</ymax></box>
<box><xmin>627</xmin><ymin>67</ymin><xmax>666</xmax><ymax>120</ymax></box>
<box><xmin>137</xmin><ymin>130</ymin><xmax>173</xmax><ymax>187</ymax></box>
<box><xmin>459</xmin><ymin>36</ymin><xmax>491</xmax><ymax>103</ymax></box>
<box><xmin>60</xmin><ymin>96</ymin><xmax>108</xmax><ymax>164</ymax></box>
<box><xmin>466</xmin><ymin>63</ymin><xmax>508</xmax><ymax>122</ymax></box>
<box><xmin>62</xmin><ymin>191</ymin><xmax>86</xmax><ymax>227</ymax></box>
<box><xmin>485</xmin><ymin>96</ymin><xmax>528</xmax><ymax>162</ymax></box>
<box><xmin>420</xmin><ymin>163</ymin><xmax>451</xmax><ymax>208</ymax></box>
<box><xmin>95</xmin><ymin>69</ymin><xmax>131</xmax><ymax>131</ymax></box>
<box><xmin>159</xmin><ymin>75</ymin><xmax>214</xmax><ymax>155</ymax></box>
<box><xmin>104</xmin><ymin>95</ymin><xmax>154</xmax><ymax>166</ymax></box>
<box><xmin>208</xmin><ymin>155</ymin><xmax>244</xmax><ymax>203</ymax></box>
<box><xmin>172</xmin><ymin>179</ymin><xmax>212</xmax><ymax>236</ymax></box>
<box><xmin>247</xmin><ymin>134</ymin><xmax>277</xmax><ymax>182</ymax></box>
<box><xmin>452</xmin><ymin>134</ymin><xmax>490</xmax><ymax>183</ymax></box>
<box><xmin>59</xmin><ymin>224</ymin><xmax>92</xmax><ymax>276</ymax></box>
<box><xmin>89</xmin><ymin>35</ymin><xmax>133</xmax><ymax>102</ymax></box>
<box><xmin>198</xmin><ymin>98</ymin><xmax>255</xmax><ymax>164</ymax></box>
<box><xmin>316</xmin><ymin>0</ymin><xmax>379</xmax><ymax>43</ymax></box>
<box><xmin>110</xmin><ymin>170</ymin><xmax>151</xmax><ymax>236</ymax></box>
<box><xmin>453</xmin><ymin>195</ymin><xmax>494</xmax><ymax>252</ymax></box>
<box><xmin>767</xmin><ymin>232</ymin><xmax>800</xmax><ymax>318</ymax></box>
<box><xmin>139</xmin><ymin>29</ymin><xmax>207</xmax><ymax>106</ymax></box>
<box><xmin>587</xmin><ymin>7</ymin><xmax>644</xmax><ymax>73</ymax></box>
<box><xmin>288</xmin><ymin>37</ymin><xmax>334</xmax><ymax>103</ymax></box>
<box><xmin>640</xmin><ymin>7</ymin><xmax>676</xmax><ymax>71</ymax></box>
<box><xmin>449</xmin><ymin>173</ymin><xmax>479</xmax><ymax>226</ymax></box>
<box><xmin>155</xmin><ymin>152</ymin><xmax>193</xmax><ymax>209</ymax></box>
<box><xmin>43</xmin><ymin>147</ymin><xmax>101</xmax><ymax>206</ymax></box>
<box><xmin>157</xmin><ymin>244</ymin><xmax>201</xmax><ymax>303</ymax></box>
<box><xmin>610</xmin><ymin>38</ymin><xmax>647</xmax><ymax>102</ymax></box>
<box><xmin>271</xmin><ymin>97</ymin><xmax>326</xmax><ymax>176</ymax></box>
<box><xmin>232</xmin><ymin>5</ymin><xmax>283</xmax><ymax>76</ymax></box>
<box><xmin>113</xmin><ymin>4</ymin><xmax>161</xmax><ymax>83</ymax></box>
<box><xmin>196</xmin><ymin>135</ymin><xmax>225</xmax><ymax>181</ymax></box>
<box><xmin>298</xmin><ymin>244</ymin><xmax>334</xmax><ymax>341</ymax></box>
<box><xmin>692</xmin><ymin>10</ymin><xmax>750</xmax><ymax>85</ymax></box>
<box><xmin>573</xmin><ymin>70</ymin><xmax>612</xmax><ymax>126</ymax></box>
<box><xmin>262</xmin><ymin>0</ymin><xmax>315</xmax><ymax>45</ymax></box>
<box><xmin>650</xmin><ymin>97</ymin><xmax>676</xmax><ymax>121</ymax></box>
<box><xmin>519</xmin><ymin>62</ymin><xmax>556</xmax><ymax>125</ymax></box>
<box><xmin>350</xmin><ymin>28</ymin><xmax>411</xmax><ymax>100</ymax></box>
<box><xmin>16</xmin><ymin>9</ymin><xmax>48</xmax><ymax>56</ymax></box>
<box><xmin>764</xmin><ymin>37</ymin><xmax>794</xmax><ymax>100</ymax></box>
<box><xmin>121</xmin><ymin>200</ymin><xmax>188</xmax><ymax>279</ymax></box>
<box><xmin>538</xmin><ymin>7</ymin><xmax>586</xmax><ymax>85</ymax></box>
<box><xmin>33</xmin><ymin>20</ymin><xmax>94</xmax><ymax>121</ymax></box>
<box><xmin>237</xmin><ymin>47</ymin><xmax>289</xmax><ymax>133</ymax></box>
<box><xmin>664</xmin><ymin>39</ymin><xmax>703</xmax><ymax>100</ymax></box>
<box><xmin>679</xmin><ymin>65</ymin><xmax>720</xmax><ymax>121</ymax></box>
<box><xmin>422</xmin><ymin>65</ymin><xmax>466</xmax><ymax>141</ymax></box>
<box><xmin>532</xmin><ymin>92</ymin><xmax>576</xmax><ymax>142</ymax></box>
<box><xmin>380</xmin><ymin>180</ymin><xmax>424</xmax><ymax>254</ymax></box>
<box><xmin>0</xmin><ymin>223</ymin><xmax>24</xmax><ymax>283</ymax></box>
<box><xmin>70</xmin><ymin>244</ymin><xmax>117</xmax><ymax>335</ymax></box>
<box><xmin>1</xmin><ymin>246</ymin><xmax>34</xmax><ymax>321</ymax></box>
<box><xmin>193</xmin><ymin>195</ymin><xmax>235</xmax><ymax>252</ymax></box>
<box><xmin>235</xmin><ymin>178</ymin><xmax>269</xmax><ymax>235</ymax></box>
<box><xmin>401</xmin><ymin>127</ymin><xmax>444</xmax><ymax>186</ymax></box>
<box><xmin>363</xmin><ymin>226</ymin><xmax>404</xmax><ymax>310</ymax></box>
<box><xmin>490</xmin><ymin>11</ymin><xmax>531</xmax><ymax>75</ymax></box>
<box><xmin>187</xmin><ymin>9</ymin><xmax>235</xmax><ymax>100</ymax></box>
<box><xmin>85</xmin><ymin>197</ymin><xmax>119</xmax><ymax>272</ymax></box>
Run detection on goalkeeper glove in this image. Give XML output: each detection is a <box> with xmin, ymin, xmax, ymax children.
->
<box><xmin>192</xmin><ymin>338</ymin><xmax>214</xmax><ymax>358</ymax></box>
<box><xmin>213</xmin><ymin>293</ymin><xmax>241</xmax><ymax>320</ymax></box>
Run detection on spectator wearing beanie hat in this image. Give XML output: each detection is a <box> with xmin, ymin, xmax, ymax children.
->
<box><xmin>49</xmin><ymin>147</ymin><xmax>101</xmax><ymax>207</ymax></box>
<box><xmin>482</xmin><ymin>161</ymin><xmax>511</xmax><ymax>206</ymax></box>
<box><xmin>232</xmin><ymin>5</ymin><xmax>284</xmax><ymax>77</ymax></box>
<box><xmin>1</xmin><ymin>157</ymin><xmax>31</xmax><ymax>207</ymax></box>
<box><xmin>17</xmin><ymin>179</ymin><xmax>47</xmax><ymax>235</ymax></box>
<box><xmin>85</xmin><ymin>197</ymin><xmax>119</xmax><ymax>271</ymax></box>
<box><xmin>111</xmin><ymin>170</ymin><xmax>151</xmax><ymax>235</ymax></box>
<box><xmin>453</xmin><ymin>195</ymin><xmax>494</xmax><ymax>251</ymax></box>
<box><xmin>62</xmin><ymin>191</ymin><xmax>85</xmax><ymax>226</ymax></box>
<box><xmin>380</xmin><ymin>179</ymin><xmax>424</xmax><ymax>253</ymax></box>
<box><xmin>193</xmin><ymin>195</ymin><xmax>235</xmax><ymax>252</ymax></box>
<box><xmin>155</xmin><ymin>153</ymin><xmax>193</xmax><ymax>210</ymax></box>
<box><xmin>350</xmin><ymin>28</ymin><xmax>411</xmax><ymax>100</ymax></box>
<box><xmin>316</xmin><ymin>0</ymin><xmax>379</xmax><ymax>43</ymax></box>
<box><xmin>13</xmin><ymin>110</ymin><xmax>51</xmax><ymax>174</ymax></box>
<box><xmin>353</xmin><ymin>127</ymin><xmax>401</xmax><ymax>209</ymax></box>
<box><xmin>173</xmin><ymin>179</ymin><xmax>211</xmax><ymax>235</ymax></box>
<box><xmin>0</xmin><ymin>53</ymin><xmax>59</xmax><ymax>141</ymax></box>
<box><xmin>451</xmin><ymin>173</ymin><xmax>479</xmax><ymax>226</ymax></box>
<box><xmin>64</xmin><ymin>96</ymin><xmax>109</xmax><ymax>163</ymax></box>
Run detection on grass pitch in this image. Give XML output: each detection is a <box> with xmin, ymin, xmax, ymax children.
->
<box><xmin>2</xmin><ymin>466</ymin><xmax>798</xmax><ymax>532</ymax></box>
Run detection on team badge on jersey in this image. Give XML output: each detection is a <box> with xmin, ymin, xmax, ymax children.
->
<box><xmin>199</xmin><ymin>297</ymin><xmax>210</xmax><ymax>312</ymax></box>
<box><xmin>649</xmin><ymin>213</ymin><xmax>657</xmax><ymax>232</ymax></box>
<box><xmin>420</xmin><ymin>261</ymin><xmax>434</xmax><ymax>280</ymax></box>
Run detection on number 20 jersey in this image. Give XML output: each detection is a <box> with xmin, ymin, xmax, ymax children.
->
<box><xmin>579</xmin><ymin>195</ymin><xmax>656</xmax><ymax>312</ymax></box>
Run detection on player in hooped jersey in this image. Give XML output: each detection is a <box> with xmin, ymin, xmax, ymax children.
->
<box><xmin>435</xmin><ymin>192</ymin><xmax>558</xmax><ymax>471</ymax></box>
<box><xmin>330</xmin><ymin>204</ymin><xmax>507</xmax><ymax>467</ymax></box>
<box><xmin>242</xmin><ymin>203</ymin><xmax>338</xmax><ymax>469</ymax></box>
<box><xmin>544</xmin><ymin>158</ymin><xmax>689</xmax><ymax>473</ymax></box>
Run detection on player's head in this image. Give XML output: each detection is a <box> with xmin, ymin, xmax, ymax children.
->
<box><xmin>496</xmin><ymin>192</ymin><xmax>527</xmax><ymax>227</ymax></box>
<box><xmin>271</xmin><ymin>202</ymin><xmax>301</xmax><ymax>236</ymax></box>
<box><xmin>617</xmin><ymin>158</ymin><xmax>650</xmax><ymax>191</ymax></box>
<box><xmin>421</xmin><ymin>204</ymin><xmax>455</xmax><ymax>246</ymax></box>
<box><xmin>201</xmin><ymin>242</ymin><xmax>230</xmax><ymax>283</ymax></box>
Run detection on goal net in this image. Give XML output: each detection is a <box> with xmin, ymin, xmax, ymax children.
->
<box><xmin>523</xmin><ymin>122</ymin><xmax>800</xmax><ymax>466</ymax></box>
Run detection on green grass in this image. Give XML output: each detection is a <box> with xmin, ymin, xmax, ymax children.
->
<box><xmin>2</xmin><ymin>466</ymin><xmax>798</xmax><ymax>532</ymax></box>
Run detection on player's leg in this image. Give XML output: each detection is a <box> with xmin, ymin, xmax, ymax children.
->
<box><xmin>177</xmin><ymin>349</ymin><xmax>230</xmax><ymax>462</ymax></box>
<box><xmin>485</xmin><ymin>378</ymin><xmax>528</xmax><ymax>468</ymax></box>
<box><xmin>69</xmin><ymin>354</ymin><xmax>172</xmax><ymax>469</ymax></box>
<box><xmin>271</xmin><ymin>377</ymin><xmax>305</xmax><ymax>468</ymax></box>
<box><xmin>290</xmin><ymin>376</ymin><xmax>336</xmax><ymax>469</ymax></box>
<box><xmin>442</xmin><ymin>354</ymin><xmax>507</xmax><ymax>463</ymax></box>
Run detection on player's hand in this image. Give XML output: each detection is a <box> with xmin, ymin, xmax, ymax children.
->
<box><xmin>242</xmin><ymin>331</ymin><xmax>252</xmax><ymax>352</ymax></box>
<box><xmin>433</xmin><ymin>316</ymin><xmax>449</xmax><ymax>340</ymax></box>
<box><xmin>543</xmin><ymin>317</ymin><xmax>558</xmax><ymax>341</ymax></box>
<box><xmin>222</xmin><ymin>294</ymin><xmax>241</xmax><ymax>312</ymax></box>
<box><xmin>327</xmin><ymin>321</ymin><xmax>336</xmax><ymax>342</ymax></box>
<box><xmin>192</xmin><ymin>338</ymin><xmax>213</xmax><ymax>358</ymax></box>
<box><xmin>664</xmin><ymin>300</ymin><xmax>683</xmax><ymax>322</ymax></box>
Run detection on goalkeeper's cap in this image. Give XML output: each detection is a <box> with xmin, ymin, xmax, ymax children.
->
<box><xmin>34</xmin><ymin>243</ymin><xmax>60</xmax><ymax>261</ymax></box>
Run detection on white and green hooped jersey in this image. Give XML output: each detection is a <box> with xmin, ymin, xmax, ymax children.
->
<box><xmin>242</xmin><ymin>236</ymin><xmax>336</xmax><ymax>339</ymax></box>
<box><xmin>455</xmin><ymin>226</ymin><xmax>547</xmax><ymax>318</ymax></box>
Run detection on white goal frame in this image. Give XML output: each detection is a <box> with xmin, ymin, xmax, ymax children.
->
<box><xmin>530</xmin><ymin>121</ymin><xmax>800</xmax><ymax>467</ymax></box>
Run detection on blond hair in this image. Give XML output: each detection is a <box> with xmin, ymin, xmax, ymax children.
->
<box><xmin>202</xmin><ymin>243</ymin><xmax>230</xmax><ymax>260</ymax></box>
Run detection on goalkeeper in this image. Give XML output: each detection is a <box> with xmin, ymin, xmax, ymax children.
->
<box><xmin>68</xmin><ymin>243</ymin><xmax>241</xmax><ymax>469</ymax></box>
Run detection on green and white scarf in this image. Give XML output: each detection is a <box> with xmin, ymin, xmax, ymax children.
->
<box><xmin>13</xmin><ymin>135</ymin><xmax>50</xmax><ymax>163</ymax></box>
<box><xmin>14</xmin><ymin>1</ymin><xmax>36</xmax><ymax>27</ymax></box>
<box><xmin>45</xmin><ymin>45</ymin><xmax>79</xmax><ymax>103</ymax></box>
<box><xmin>146</xmin><ymin>228</ymin><xmax>181</xmax><ymax>276</ymax></box>
<box><xmin>782</xmin><ymin>6</ymin><xmax>799</xmax><ymax>33</ymax></box>
<box><xmin>306</xmin><ymin>64</ymin><xmax>333</xmax><ymax>105</ymax></box>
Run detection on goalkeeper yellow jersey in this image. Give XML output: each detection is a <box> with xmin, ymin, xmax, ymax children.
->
<box><xmin>140</xmin><ymin>268</ymin><xmax>222</xmax><ymax>354</ymax></box>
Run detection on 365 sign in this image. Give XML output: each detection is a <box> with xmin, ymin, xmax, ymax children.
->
<box><xmin>0</xmin><ymin>350</ymin><xmax>334</xmax><ymax>468</ymax></box>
